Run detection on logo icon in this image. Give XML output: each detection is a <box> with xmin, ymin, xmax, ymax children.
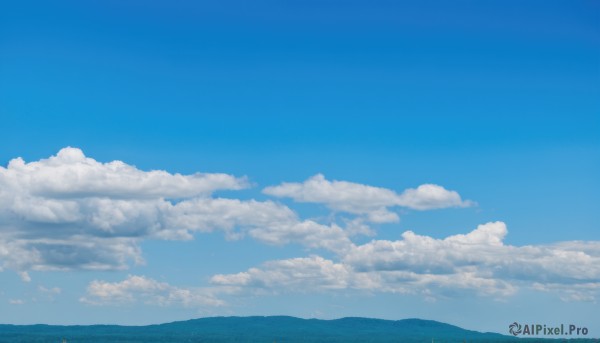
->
<box><xmin>509</xmin><ymin>322</ymin><xmax>522</xmax><ymax>336</ymax></box>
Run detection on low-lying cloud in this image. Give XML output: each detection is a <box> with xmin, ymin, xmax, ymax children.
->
<box><xmin>211</xmin><ymin>222</ymin><xmax>600</xmax><ymax>302</ymax></box>
<box><xmin>81</xmin><ymin>275</ymin><xmax>223</xmax><ymax>307</ymax></box>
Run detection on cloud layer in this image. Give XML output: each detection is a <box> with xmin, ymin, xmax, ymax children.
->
<box><xmin>83</xmin><ymin>223</ymin><xmax>600</xmax><ymax>307</ymax></box>
<box><xmin>2</xmin><ymin>148</ymin><xmax>598</xmax><ymax>308</ymax></box>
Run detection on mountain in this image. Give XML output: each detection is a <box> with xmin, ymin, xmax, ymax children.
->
<box><xmin>0</xmin><ymin>316</ymin><xmax>576</xmax><ymax>342</ymax></box>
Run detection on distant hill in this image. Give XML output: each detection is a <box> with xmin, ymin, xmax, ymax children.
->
<box><xmin>0</xmin><ymin>316</ymin><xmax>589</xmax><ymax>342</ymax></box>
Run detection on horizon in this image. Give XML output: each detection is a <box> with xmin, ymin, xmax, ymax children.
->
<box><xmin>0</xmin><ymin>316</ymin><xmax>519</xmax><ymax>342</ymax></box>
<box><xmin>1</xmin><ymin>0</ymin><xmax>599</xmax><ymax>340</ymax></box>
<box><xmin>0</xmin><ymin>315</ymin><xmax>478</xmax><ymax>327</ymax></box>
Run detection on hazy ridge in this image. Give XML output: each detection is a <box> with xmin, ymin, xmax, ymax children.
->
<box><xmin>1</xmin><ymin>316</ymin><xmax>596</xmax><ymax>342</ymax></box>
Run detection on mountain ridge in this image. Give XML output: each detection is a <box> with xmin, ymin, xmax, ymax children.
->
<box><xmin>0</xmin><ymin>316</ymin><xmax>592</xmax><ymax>342</ymax></box>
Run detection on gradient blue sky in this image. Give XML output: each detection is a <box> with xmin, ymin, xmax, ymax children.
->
<box><xmin>1</xmin><ymin>0</ymin><xmax>599</xmax><ymax>337</ymax></box>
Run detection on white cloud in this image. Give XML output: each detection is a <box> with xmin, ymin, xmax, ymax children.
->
<box><xmin>345</xmin><ymin>222</ymin><xmax>510</xmax><ymax>274</ymax></box>
<box><xmin>396</xmin><ymin>184</ymin><xmax>475</xmax><ymax>210</ymax></box>
<box><xmin>162</xmin><ymin>197</ymin><xmax>353</xmax><ymax>253</ymax></box>
<box><xmin>211</xmin><ymin>256</ymin><xmax>351</xmax><ymax>292</ymax></box>
<box><xmin>345</xmin><ymin>222</ymin><xmax>600</xmax><ymax>290</ymax></box>
<box><xmin>209</xmin><ymin>255</ymin><xmax>516</xmax><ymax>299</ymax></box>
<box><xmin>0</xmin><ymin>147</ymin><xmax>247</xmax><ymax>199</ymax></box>
<box><xmin>248</xmin><ymin>221</ymin><xmax>353</xmax><ymax>254</ymax></box>
<box><xmin>1</xmin><ymin>148</ymin><xmax>353</xmax><ymax>272</ymax></box>
<box><xmin>0</xmin><ymin>148</ymin><xmax>248</xmax><ymax>272</ymax></box>
<box><xmin>211</xmin><ymin>222</ymin><xmax>600</xmax><ymax>302</ymax></box>
<box><xmin>263</xmin><ymin>174</ymin><xmax>400</xmax><ymax>223</ymax></box>
<box><xmin>263</xmin><ymin>174</ymin><xmax>473</xmax><ymax>223</ymax></box>
<box><xmin>4</xmin><ymin>148</ymin><xmax>597</xmax><ymax>304</ymax></box>
<box><xmin>163</xmin><ymin>198</ymin><xmax>297</xmax><ymax>240</ymax></box>
<box><xmin>81</xmin><ymin>275</ymin><xmax>223</xmax><ymax>308</ymax></box>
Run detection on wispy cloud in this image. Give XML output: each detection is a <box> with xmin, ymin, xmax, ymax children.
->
<box><xmin>81</xmin><ymin>275</ymin><xmax>223</xmax><ymax>307</ymax></box>
<box><xmin>263</xmin><ymin>174</ymin><xmax>474</xmax><ymax>223</ymax></box>
<box><xmin>18</xmin><ymin>271</ymin><xmax>31</xmax><ymax>283</ymax></box>
<box><xmin>8</xmin><ymin>299</ymin><xmax>25</xmax><ymax>305</ymax></box>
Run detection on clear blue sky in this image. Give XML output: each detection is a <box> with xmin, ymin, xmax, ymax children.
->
<box><xmin>1</xmin><ymin>0</ymin><xmax>599</xmax><ymax>338</ymax></box>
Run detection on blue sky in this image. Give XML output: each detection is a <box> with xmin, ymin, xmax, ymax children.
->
<box><xmin>1</xmin><ymin>0</ymin><xmax>599</xmax><ymax>337</ymax></box>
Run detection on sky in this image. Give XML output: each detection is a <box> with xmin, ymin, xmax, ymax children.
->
<box><xmin>1</xmin><ymin>0</ymin><xmax>599</xmax><ymax>338</ymax></box>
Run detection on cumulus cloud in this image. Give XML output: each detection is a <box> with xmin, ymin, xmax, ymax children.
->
<box><xmin>0</xmin><ymin>148</ymin><xmax>352</xmax><ymax>272</ymax></box>
<box><xmin>81</xmin><ymin>275</ymin><xmax>223</xmax><ymax>307</ymax></box>
<box><xmin>0</xmin><ymin>147</ymin><xmax>247</xmax><ymax>199</ymax></box>
<box><xmin>210</xmin><ymin>255</ymin><xmax>515</xmax><ymax>299</ymax></box>
<box><xmin>263</xmin><ymin>174</ymin><xmax>473</xmax><ymax>223</ymax></box>
<box><xmin>345</xmin><ymin>222</ymin><xmax>510</xmax><ymax>274</ymax></box>
<box><xmin>345</xmin><ymin>222</ymin><xmax>600</xmax><ymax>287</ymax></box>
<box><xmin>211</xmin><ymin>222</ymin><xmax>600</xmax><ymax>301</ymax></box>
<box><xmin>0</xmin><ymin>148</ymin><xmax>249</xmax><ymax>272</ymax></box>
<box><xmin>396</xmin><ymin>184</ymin><xmax>475</xmax><ymax>210</ymax></box>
